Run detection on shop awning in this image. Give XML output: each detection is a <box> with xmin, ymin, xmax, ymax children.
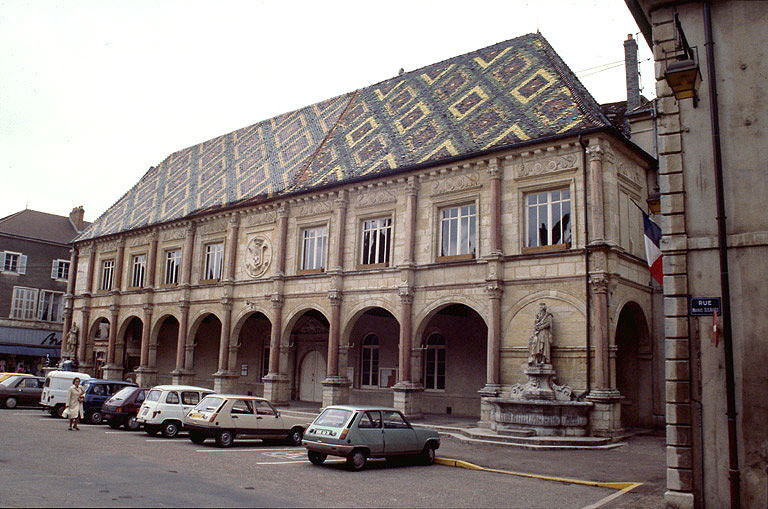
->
<box><xmin>0</xmin><ymin>345</ymin><xmax>61</xmax><ymax>357</ymax></box>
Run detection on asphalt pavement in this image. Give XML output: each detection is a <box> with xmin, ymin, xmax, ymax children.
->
<box><xmin>0</xmin><ymin>408</ymin><xmax>665</xmax><ymax>508</ymax></box>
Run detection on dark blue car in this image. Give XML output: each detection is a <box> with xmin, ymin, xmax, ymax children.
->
<box><xmin>80</xmin><ymin>379</ymin><xmax>137</xmax><ymax>424</ymax></box>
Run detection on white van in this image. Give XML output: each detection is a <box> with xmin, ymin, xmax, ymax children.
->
<box><xmin>136</xmin><ymin>385</ymin><xmax>213</xmax><ymax>438</ymax></box>
<box><xmin>40</xmin><ymin>370</ymin><xmax>92</xmax><ymax>417</ymax></box>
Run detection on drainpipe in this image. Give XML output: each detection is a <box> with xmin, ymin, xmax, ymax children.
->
<box><xmin>578</xmin><ymin>135</ymin><xmax>591</xmax><ymax>396</ymax></box>
<box><xmin>703</xmin><ymin>2</ymin><xmax>740</xmax><ymax>506</ymax></box>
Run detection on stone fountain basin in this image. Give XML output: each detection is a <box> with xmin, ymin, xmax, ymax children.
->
<box><xmin>485</xmin><ymin>397</ymin><xmax>594</xmax><ymax>437</ymax></box>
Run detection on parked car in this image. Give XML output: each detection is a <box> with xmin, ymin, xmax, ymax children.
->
<box><xmin>101</xmin><ymin>386</ymin><xmax>148</xmax><ymax>430</ymax></box>
<box><xmin>0</xmin><ymin>372</ymin><xmax>35</xmax><ymax>383</ymax></box>
<box><xmin>183</xmin><ymin>395</ymin><xmax>305</xmax><ymax>447</ymax></box>
<box><xmin>136</xmin><ymin>385</ymin><xmax>214</xmax><ymax>438</ymax></box>
<box><xmin>40</xmin><ymin>370</ymin><xmax>92</xmax><ymax>417</ymax></box>
<box><xmin>0</xmin><ymin>375</ymin><xmax>44</xmax><ymax>408</ymax></box>
<box><xmin>79</xmin><ymin>379</ymin><xmax>138</xmax><ymax>424</ymax></box>
<box><xmin>302</xmin><ymin>405</ymin><xmax>440</xmax><ymax>470</ymax></box>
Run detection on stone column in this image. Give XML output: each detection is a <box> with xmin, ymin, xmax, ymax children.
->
<box><xmin>330</xmin><ymin>191</ymin><xmax>347</xmax><ymax>272</ymax></box>
<box><xmin>180</xmin><ymin>222</ymin><xmax>196</xmax><ymax>286</ymax></box>
<box><xmin>171</xmin><ymin>302</ymin><xmax>191</xmax><ymax>385</ymax></box>
<box><xmin>275</xmin><ymin>205</ymin><xmax>288</xmax><ymax>276</ymax></box>
<box><xmin>213</xmin><ymin>299</ymin><xmax>236</xmax><ymax>393</ymax></box>
<box><xmin>587</xmin><ymin>274</ymin><xmax>621</xmax><ymax>436</ymax></box>
<box><xmin>77</xmin><ymin>308</ymin><xmax>90</xmax><ymax>368</ymax></box>
<box><xmin>113</xmin><ymin>239</ymin><xmax>126</xmax><ymax>292</ymax></box>
<box><xmin>146</xmin><ymin>231</ymin><xmax>159</xmax><ymax>288</ymax></box>
<box><xmin>136</xmin><ymin>304</ymin><xmax>156</xmax><ymax>386</ymax></box>
<box><xmin>103</xmin><ymin>305</ymin><xmax>123</xmax><ymax>380</ymax></box>
<box><xmin>263</xmin><ymin>294</ymin><xmax>289</xmax><ymax>404</ymax></box>
<box><xmin>404</xmin><ymin>177</ymin><xmax>418</xmax><ymax>264</ymax></box>
<box><xmin>488</xmin><ymin>161</ymin><xmax>503</xmax><ymax>256</ymax></box>
<box><xmin>322</xmin><ymin>290</ymin><xmax>350</xmax><ymax>407</ymax></box>
<box><xmin>393</xmin><ymin>285</ymin><xmax>422</xmax><ymax>418</ymax></box>
<box><xmin>223</xmin><ymin>215</ymin><xmax>239</xmax><ymax>282</ymax></box>
<box><xmin>85</xmin><ymin>242</ymin><xmax>97</xmax><ymax>295</ymax></box>
<box><xmin>586</xmin><ymin>144</ymin><xmax>606</xmax><ymax>243</ymax></box>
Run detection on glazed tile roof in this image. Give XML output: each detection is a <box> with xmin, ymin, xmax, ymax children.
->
<box><xmin>78</xmin><ymin>33</ymin><xmax>612</xmax><ymax>241</ymax></box>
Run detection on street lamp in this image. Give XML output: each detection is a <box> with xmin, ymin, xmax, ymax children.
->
<box><xmin>665</xmin><ymin>57</ymin><xmax>701</xmax><ymax>101</ymax></box>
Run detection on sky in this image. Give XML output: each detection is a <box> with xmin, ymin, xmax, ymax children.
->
<box><xmin>0</xmin><ymin>0</ymin><xmax>653</xmax><ymax>224</ymax></box>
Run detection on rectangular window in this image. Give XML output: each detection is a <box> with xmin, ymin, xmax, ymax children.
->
<box><xmin>1</xmin><ymin>251</ymin><xmax>26</xmax><ymax>274</ymax></box>
<box><xmin>439</xmin><ymin>203</ymin><xmax>476</xmax><ymax>258</ymax></box>
<box><xmin>301</xmin><ymin>225</ymin><xmax>327</xmax><ymax>271</ymax></box>
<box><xmin>262</xmin><ymin>346</ymin><xmax>270</xmax><ymax>377</ymax></box>
<box><xmin>38</xmin><ymin>290</ymin><xmax>64</xmax><ymax>322</ymax></box>
<box><xmin>360</xmin><ymin>217</ymin><xmax>392</xmax><ymax>266</ymax></box>
<box><xmin>51</xmin><ymin>259</ymin><xmax>70</xmax><ymax>281</ymax></box>
<box><xmin>203</xmin><ymin>243</ymin><xmax>224</xmax><ymax>280</ymax></box>
<box><xmin>526</xmin><ymin>189</ymin><xmax>571</xmax><ymax>248</ymax></box>
<box><xmin>131</xmin><ymin>254</ymin><xmax>146</xmax><ymax>288</ymax></box>
<box><xmin>10</xmin><ymin>287</ymin><xmax>39</xmax><ymax>320</ymax></box>
<box><xmin>100</xmin><ymin>260</ymin><xmax>114</xmax><ymax>291</ymax></box>
<box><xmin>164</xmin><ymin>249</ymin><xmax>181</xmax><ymax>285</ymax></box>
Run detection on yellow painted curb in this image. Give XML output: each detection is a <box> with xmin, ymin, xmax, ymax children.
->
<box><xmin>434</xmin><ymin>457</ymin><xmax>642</xmax><ymax>492</ymax></box>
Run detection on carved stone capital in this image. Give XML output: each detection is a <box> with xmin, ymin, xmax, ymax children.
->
<box><xmin>334</xmin><ymin>190</ymin><xmax>348</xmax><ymax>209</ymax></box>
<box><xmin>487</xmin><ymin>163</ymin><xmax>501</xmax><ymax>180</ymax></box>
<box><xmin>178</xmin><ymin>301</ymin><xmax>190</xmax><ymax>310</ymax></box>
<box><xmin>406</xmin><ymin>176</ymin><xmax>420</xmax><ymax>196</ymax></box>
<box><xmin>220</xmin><ymin>298</ymin><xmax>233</xmax><ymax>310</ymax></box>
<box><xmin>185</xmin><ymin>221</ymin><xmax>196</xmax><ymax>234</ymax></box>
<box><xmin>485</xmin><ymin>279</ymin><xmax>503</xmax><ymax>299</ymax></box>
<box><xmin>327</xmin><ymin>289</ymin><xmax>343</xmax><ymax>305</ymax></box>
<box><xmin>277</xmin><ymin>204</ymin><xmax>289</xmax><ymax>218</ymax></box>
<box><xmin>149</xmin><ymin>230</ymin><xmax>159</xmax><ymax>241</ymax></box>
<box><xmin>589</xmin><ymin>274</ymin><xmax>610</xmax><ymax>294</ymax></box>
<box><xmin>109</xmin><ymin>305</ymin><xmax>120</xmax><ymax>315</ymax></box>
<box><xmin>586</xmin><ymin>144</ymin><xmax>604</xmax><ymax>162</ymax></box>
<box><xmin>228</xmin><ymin>214</ymin><xmax>240</xmax><ymax>227</ymax></box>
<box><xmin>269</xmin><ymin>294</ymin><xmax>284</xmax><ymax>309</ymax></box>
<box><xmin>142</xmin><ymin>303</ymin><xmax>153</xmax><ymax>314</ymax></box>
<box><xmin>398</xmin><ymin>285</ymin><xmax>414</xmax><ymax>305</ymax></box>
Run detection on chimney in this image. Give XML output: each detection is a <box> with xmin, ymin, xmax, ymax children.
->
<box><xmin>69</xmin><ymin>206</ymin><xmax>85</xmax><ymax>232</ymax></box>
<box><xmin>624</xmin><ymin>34</ymin><xmax>641</xmax><ymax>111</ymax></box>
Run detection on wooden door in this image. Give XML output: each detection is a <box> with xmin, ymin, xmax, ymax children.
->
<box><xmin>299</xmin><ymin>350</ymin><xmax>326</xmax><ymax>402</ymax></box>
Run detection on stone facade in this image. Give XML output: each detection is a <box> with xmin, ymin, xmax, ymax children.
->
<box><xmin>67</xmin><ymin>134</ymin><xmax>659</xmax><ymax>437</ymax></box>
<box><xmin>627</xmin><ymin>1</ymin><xmax>768</xmax><ymax>507</ymax></box>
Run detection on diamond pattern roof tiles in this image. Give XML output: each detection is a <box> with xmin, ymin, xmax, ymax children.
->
<box><xmin>78</xmin><ymin>33</ymin><xmax>611</xmax><ymax>241</ymax></box>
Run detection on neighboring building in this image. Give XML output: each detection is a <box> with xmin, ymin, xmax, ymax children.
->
<box><xmin>0</xmin><ymin>207</ymin><xmax>88</xmax><ymax>374</ymax></box>
<box><xmin>66</xmin><ymin>33</ymin><xmax>659</xmax><ymax>438</ymax></box>
<box><xmin>626</xmin><ymin>1</ymin><xmax>768</xmax><ymax>507</ymax></box>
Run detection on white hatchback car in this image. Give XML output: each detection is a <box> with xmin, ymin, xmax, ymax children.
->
<box><xmin>184</xmin><ymin>395</ymin><xmax>306</xmax><ymax>447</ymax></box>
<box><xmin>136</xmin><ymin>385</ymin><xmax>213</xmax><ymax>437</ymax></box>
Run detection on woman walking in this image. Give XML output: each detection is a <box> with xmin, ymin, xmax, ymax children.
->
<box><xmin>64</xmin><ymin>377</ymin><xmax>84</xmax><ymax>430</ymax></box>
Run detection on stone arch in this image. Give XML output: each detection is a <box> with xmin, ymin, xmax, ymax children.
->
<box><xmin>232</xmin><ymin>306</ymin><xmax>272</xmax><ymax>341</ymax></box>
<box><xmin>150</xmin><ymin>312</ymin><xmax>180</xmax><ymax>345</ymax></box>
<box><xmin>611</xmin><ymin>295</ymin><xmax>651</xmax><ymax>344</ymax></box>
<box><xmin>151</xmin><ymin>313</ymin><xmax>180</xmax><ymax>385</ymax></box>
<box><xmin>614</xmin><ymin>301</ymin><xmax>653</xmax><ymax>428</ymax></box>
<box><xmin>413</xmin><ymin>296</ymin><xmax>487</xmax><ymax>345</ymax></box>
<box><xmin>231</xmin><ymin>309</ymin><xmax>273</xmax><ymax>394</ymax></box>
<box><xmin>341</xmin><ymin>299</ymin><xmax>399</xmax><ymax>348</ymax></box>
<box><xmin>189</xmin><ymin>312</ymin><xmax>222</xmax><ymax>388</ymax></box>
<box><xmin>506</xmin><ymin>289</ymin><xmax>586</xmax><ymax>325</ymax></box>
<box><xmin>116</xmin><ymin>315</ymin><xmax>143</xmax><ymax>376</ymax></box>
<box><xmin>281</xmin><ymin>304</ymin><xmax>328</xmax><ymax>340</ymax></box>
<box><xmin>188</xmin><ymin>309</ymin><xmax>222</xmax><ymax>340</ymax></box>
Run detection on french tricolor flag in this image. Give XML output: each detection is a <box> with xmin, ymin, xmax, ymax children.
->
<box><xmin>643</xmin><ymin>211</ymin><xmax>663</xmax><ymax>286</ymax></box>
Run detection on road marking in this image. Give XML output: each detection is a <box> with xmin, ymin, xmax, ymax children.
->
<box><xmin>104</xmin><ymin>431</ymin><xmax>124</xmax><ymax>434</ymax></box>
<box><xmin>253</xmin><ymin>459</ymin><xmax>345</xmax><ymax>465</ymax></box>
<box><xmin>435</xmin><ymin>457</ymin><xmax>642</xmax><ymax>491</ymax></box>
<box><xmin>195</xmin><ymin>447</ymin><xmax>300</xmax><ymax>453</ymax></box>
<box><xmin>145</xmin><ymin>439</ymin><xmax>180</xmax><ymax>442</ymax></box>
<box><xmin>581</xmin><ymin>482</ymin><xmax>643</xmax><ymax>509</ymax></box>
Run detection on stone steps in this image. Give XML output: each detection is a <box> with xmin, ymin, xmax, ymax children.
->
<box><xmin>422</xmin><ymin>424</ymin><xmax>621</xmax><ymax>449</ymax></box>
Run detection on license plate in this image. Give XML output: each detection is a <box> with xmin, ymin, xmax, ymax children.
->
<box><xmin>319</xmin><ymin>429</ymin><xmax>334</xmax><ymax>436</ymax></box>
<box><xmin>190</xmin><ymin>413</ymin><xmax>203</xmax><ymax>419</ymax></box>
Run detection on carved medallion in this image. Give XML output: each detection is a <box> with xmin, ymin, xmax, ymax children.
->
<box><xmin>430</xmin><ymin>172</ymin><xmax>480</xmax><ymax>195</ymax></box>
<box><xmin>514</xmin><ymin>154</ymin><xmax>578</xmax><ymax>179</ymax></box>
<box><xmin>244</xmin><ymin>236</ymin><xmax>272</xmax><ymax>278</ymax></box>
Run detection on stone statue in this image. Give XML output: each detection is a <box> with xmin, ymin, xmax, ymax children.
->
<box><xmin>528</xmin><ymin>302</ymin><xmax>553</xmax><ymax>365</ymax></box>
<box><xmin>65</xmin><ymin>324</ymin><xmax>79</xmax><ymax>357</ymax></box>
<box><xmin>244</xmin><ymin>237</ymin><xmax>271</xmax><ymax>278</ymax></box>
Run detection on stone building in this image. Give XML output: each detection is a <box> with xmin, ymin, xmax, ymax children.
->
<box><xmin>65</xmin><ymin>33</ymin><xmax>659</xmax><ymax>436</ymax></box>
<box><xmin>626</xmin><ymin>1</ymin><xmax>768</xmax><ymax>507</ymax></box>
<box><xmin>0</xmin><ymin>207</ymin><xmax>88</xmax><ymax>373</ymax></box>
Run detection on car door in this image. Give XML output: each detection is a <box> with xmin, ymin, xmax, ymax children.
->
<box><xmin>17</xmin><ymin>377</ymin><xmax>41</xmax><ymax>405</ymax></box>
<box><xmin>252</xmin><ymin>400</ymin><xmax>282</xmax><ymax>437</ymax></box>
<box><xmin>381</xmin><ymin>410</ymin><xmax>419</xmax><ymax>455</ymax></box>
<box><xmin>180</xmin><ymin>391</ymin><xmax>202</xmax><ymax>420</ymax></box>
<box><xmin>355</xmin><ymin>411</ymin><xmax>384</xmax><ymax>456</ymax></box>
<box><xmin>230</xmin><ymin>399</ymin><xmax>258</xmax><ymax>436</ymax></box>
<box><xmin>164</xmin><ymin>391</ymin><xmax>182</xmax><ymax>419</ymax></box>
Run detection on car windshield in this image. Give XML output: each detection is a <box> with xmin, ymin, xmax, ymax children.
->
<box><xmin>313</xmin><ymin>408</ymin><xmax>354</xmax><ymax>428</ymax></box>
<box><xmin>108</xmin><ymin>387</ymin><xmax>135</xmax><ymax>402</ymax></box>
<box><xmin>0</xmin><ymin>376</ymin><xmax>20</xmax><ymax>387</ymax></box>
<box><xmin>80</xmin><ymin>380</ymin><xmax>92</xmax><ymax>392</ymax></box>
<box><xmin>194</xmin><ymin>396</ymin><xmax>225</xmax><ymax>412</ymax></box>
<box><xmin>145</xmin><ymin>389</ymin><xmax>162</xmax><ymax>402</ymax></box>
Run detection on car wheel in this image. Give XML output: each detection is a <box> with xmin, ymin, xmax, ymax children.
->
<box><xmin>286</xmin><ymin>427</ymin><xmax>303</xmax><ymax>446</ymax></box>
<box><xmin>162</xmin><ymin>421</ymin><xmax>180</xmax><ymax>438</ymax></box>
<box><xmin>189</xmin><ymin>432</ymin><xmax>206</xmax><ymax>445</ymax></box>
<box><xmin>4</xmin><ymin>397</ymin><xmax>17</xmax><ymax>409</ymax></box>
<box><xmin>54</xmin><ymin>405</ymin><xmax>65</xmax><ymax>418</ymax></box>
<box><xmin>145</xmin><ymin>425</ymin><xmax>159</xmax><ymax>436</ymax></box>
<box><xmin>89</xmin><ymin>411</ymin><xmax>103</xmax><ymax>424</ymax></box>
<box><xmin>347</xmin><ymin>449</ymin><xmax>367</xmax><ymax>471</ymax></box>
<box><xmin>308</xmin><ymin>451</ymin><xmax>327</xmax><ymax>465</ymax></box>
<box><xmin>107</xmin><ymin>419</ymin><xmax>122</xmax><ymax>429</ymax></box>
<box><xmin>216</xmin><ymin>430</ymin><xmax>234</xmax><ymax>448</ymax></box>
<box><xmin>126</xmin><ymin>416</ymin><xmax>141</xmax><ymax>431</ymax></box>
<box><xmin>420</xmin><ymin>445</ymin><xmax>436</xmax><ymax>466</ymax></box>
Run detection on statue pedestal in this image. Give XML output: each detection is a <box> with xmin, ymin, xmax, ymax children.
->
<box><xmin>509</xmin><ymin>363</ymin><xmax>573</xmax><ymax>402</ymax></box>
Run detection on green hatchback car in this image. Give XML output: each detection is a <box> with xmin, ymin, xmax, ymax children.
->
<box><xmin>302</xmin><ymin>405</ymin><xmax>440</xmax><ymax>470</ymax></box>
